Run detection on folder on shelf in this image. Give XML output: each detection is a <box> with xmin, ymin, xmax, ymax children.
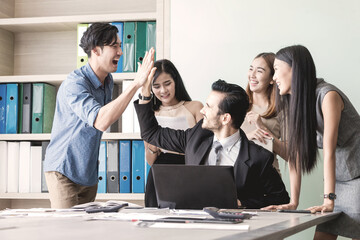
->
<box><xmin>32</xmin><ymin>83</ymin><xmax>56</xmax><ymax>133</ymax></box>
<box><xmin>20</xmin><ymin>83</ymin><xmax>32</xmax><ymax>133</ymax></box>
<box><xmin>132</xmin><ymin>140</ymin><xmax>145</xmax><ymax>193</ymax></box>
<box><xmin>7</xmin><ymin>141</ymin><xmax>20</xmax><ymax>193</ymax></box>
<box><xmin>123</xmin><ymin>22</ymin><xmax>136</xmax><ymax>72</ymax></box>
<box><xmin>121</xmin><ymin>80</ymin><xmax>134</xmax><ymax>133</ymax></box>
<box><xmin>18</xmin><ymin>141</ymin><xmax>31</xmax><ymax>193</ymax></box>
<box><xmin>5</xmin><ymin>83</ymin><xmax>19</xmax><ymax>134</ymax></box>
<box><xmin>18</xmin><ymin>84</ymin><xmax>24</xmax><ymax>133</ymax></box>
<box><xmin>0</xmin><ymin>84</ymin><xmax>6</xmax><ymax>134</ymax></box>
<box><xmin>97</xmin><ymin>141</ymin><xmax>107</xmax><ymax>193</ymax></box>
<box><xmin>0</xmin><ymin>141</ymin><xmax>8</xmax><ymax>193</ymax></box>
<box><xmin>112</xmin><ymin>22</ymin><xmax>124</xmax><ymax>73</ymax></box>
<box><xmin>146</xmin><ymin>21</ymin><xmax>156</xmax><ymax>59</ymax></box>
<box><xmin>30</xmin><ymin>145</ymin><xmax>42</xmax><ymax>193</ymax></box>
<box><xmin>135</xmin><ymin>21</ymin><xmax>147</xmax><ymax>72</ymax></box>
<box><xmin>107</xmin><ymin>140</ymin><xmax>119</xmax><ymax>193</ymax></box>
<box><xmin>77</xmin><ymin>23</ymin><xmax>89</xmax><ymax>68</ymax></box>
<box><xmin>43</xmin><ymin>84</ymin><xmax>56</xmax><ymax>133</ymax></box>
<box><xmin>41</xmin><ymin>141</ymin><xmax>50</xmax><ymax>192</ymax></box>
<box><xmin>110</xmin><ymin>83</ymin><xmax>122</xmax><ymax>132</ymax></box>
<box><xmin>119</xmin><ymin>140</ymin><xmax>131</xmax><ymax>193</ymax></box>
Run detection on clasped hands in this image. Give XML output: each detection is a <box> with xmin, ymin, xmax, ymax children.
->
<box><xmin>246</xmin><ymin>111</ymin><xmax>273</xmax><ymax>144</ymax></box>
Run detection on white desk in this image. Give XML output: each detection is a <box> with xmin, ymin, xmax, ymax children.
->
<box><xmin>0</xmin><ymin>210</ymin><xmax>340</xmax><ymax>240</ymax></box>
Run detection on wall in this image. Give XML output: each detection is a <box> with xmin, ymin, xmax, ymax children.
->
<box><xmin>169</xmin><ymin>0</ymin><xmax>360</xmax><ymax>239</ymax></box>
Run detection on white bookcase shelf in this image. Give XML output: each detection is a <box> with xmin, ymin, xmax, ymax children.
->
<box><xmin>0</xmin><ymin>133</ymin><xmax>141</xmax><ymax>141</ymax></box>
<box><xmin>0</xmin><ymin>193</ymin><xmax>144</xmax><ymax>201</ymax></box>
<box><xmin>0</xmin><ymin>13</ymin><xmax>157</xmax><ymax>32</ymax></box>
<box><xmin>0</xmin><ymin>73</ymin><xmax>137</xmax><ymax>85</ymax></box>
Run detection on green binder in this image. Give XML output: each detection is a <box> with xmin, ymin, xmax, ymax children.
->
<box><xmin>32</xmin><ymin>83</ymin><xmax>56</xmax><ymax>133</ymax></box>
<box><xmin>146</xmin><ymin>21</ymin><xmax>156</xmax><ymax>61</ymax></box>
<box><xmin>123</xmin><ymin>22</ymin><xmax>135</xmax><ymax>72</ymax></box>
<box><xmin>77</xmin><ymin>23</ymin><xmax>89</xmax><ymax>68</ymax></box>
<box><xmin>43</xmin><ymin>84</ymin><xmax>56</xmax><ymax>133</ymax></box>
<box><xmin>135</xmin><ymin>21</ymin><xmax>147</xmax><ymax>72</ymax></box>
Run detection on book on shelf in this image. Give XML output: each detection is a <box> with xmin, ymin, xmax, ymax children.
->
<box><xmin>77</xmin><ymin>23</ymin><xmax>89</xmax><ymax>69</ymax></box>
<box><xmin>0</xmin><ymin>84</ymin><xmax>7</xmax><ymax>134</ymax></box>
<box><xmin>5</xmin><ymin>84</ymin><xmax>19</xmax><ymax>134</ymax></box>
<box><xmin>97</xmin><ymin>141</ymin><xmax>107</xmax><ymax>193</ymax></box>
<box><xmin>7</xmin><ymin>142</ymin><xmax>20</xmax><ymax>193</ymax></box>
<box><xmin>123</xmin><ymin>22</ymin><xmax>136</xmax><ymax>72</ymax></box>
<box><xmin>18</xmin><ymin>141</ymin><xmax>31</xmax><ymax>193</ymax></box>
<box><xmin>112</xmin><ymin>22</ymin><xmax>124</xmax><ymax>73</ymax></box>
<box><xmin>119</xmin><ymin>140</ymin><xmax>131</xmax><ymax>193</ymax></box>
<box><xmin>31</xmin><ymin>83</ymin><xmax>56</xmax><ymax>134</ymax></box>
<box><xmin>19</xmin><ymin>83</ymin><xmax>32</xmax><ymax>134</ymax></box>
<box><xmin>0</xmin><ymin>141</ymin><xmax>8</xmax><ymax>193</ymax></box>
<box><xmin>0</xmin><ymin>141</ymin><xmax>50</xmax><ymax>193</ymax></box>
<box><xmin>107</xmin><ymin>140</ymin><xmax>120</xmax><ymax>193</ymax></box>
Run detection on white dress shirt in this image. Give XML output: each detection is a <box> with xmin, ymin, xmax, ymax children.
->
<box><xmin>207</xmin><ymin>130</ymin><xmax>241</xmax><ymax>166</ymax></box>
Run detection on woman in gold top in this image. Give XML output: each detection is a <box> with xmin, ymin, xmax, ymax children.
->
<box><xmin>241</xmin><ymin>53</ymin><xmax>287</xmax><ymax>174</ymax></box>
<box><xmin>144</xmin><ymin>59</ymin><xmax>203</xmax><ymax>206</ymax></box>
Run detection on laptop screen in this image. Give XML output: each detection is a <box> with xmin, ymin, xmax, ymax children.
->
<box><xmin>151</xmin><ymin>164</ymin><xmax>238</xmax><ymax>209</ymax></box>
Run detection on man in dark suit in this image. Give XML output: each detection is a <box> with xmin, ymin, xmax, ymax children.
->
<box><xmin>135</xmin><ymin>79</ymin><xmax>289</xmax><ymax>208</ymax></box>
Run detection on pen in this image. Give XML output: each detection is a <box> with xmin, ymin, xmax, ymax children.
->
<box><xmin>140</xmin><ymin>218</ymin><xmax>242</xmax><ymax>224</ymax></box>
<box><xmin>277</xmin><ymin>209</ymin><xmax>311</xmax><ymax>214</ymax></box>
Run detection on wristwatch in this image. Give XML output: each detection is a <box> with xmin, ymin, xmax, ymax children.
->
<box><xmin>138</xmin><ymin>93</ymin><xmax>153</xmax><ymax>101</ymax></box>
<box><xmin>324</xmin><ymin>193</ymin><xmax>336</xmax><ymax>200</ymax></box>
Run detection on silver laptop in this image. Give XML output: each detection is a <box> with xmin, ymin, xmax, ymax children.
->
<box><xmin>151</xmin><ymin>164</ymin><xmax>238</xmax><ymax>209</ymax></box>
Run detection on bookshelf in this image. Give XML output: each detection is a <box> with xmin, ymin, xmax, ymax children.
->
<box><xmin>0</xmin><ymin>0</ymin><xmax>169</xmax><ymax>209</ymax></box>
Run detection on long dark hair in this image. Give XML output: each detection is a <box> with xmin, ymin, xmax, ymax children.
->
<box><xmin>246</xmin><ymin>52</ymin><xmax>277</xmax><ymax>119</ymax></box>
<box><xmin>151</xmin><ymin>59</ymin><xmax>192</xmax><ymax>111</ymax></box>
<box><xmin>275</xmin><ymin>45</ymin><xmax>318</xmax><ymax>174</ymax></box>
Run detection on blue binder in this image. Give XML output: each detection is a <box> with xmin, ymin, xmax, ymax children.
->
<box><xmin>131</xmin><ymin>140</ymin><xmax>145</xmax><ymax>193</ymax></box>
<box><xmin>6</xmin><ymin>84</ymin><xmax>19</xmax><ymax>134</ymax></box>
<box><xmin>0</xmin><ymin>84</ymin><xmax>6</xmax><ymax>133</ymax></box>
<box><xmin>97</xmin><ymin>141</ymin><xmax>107</xmax><ymax>193</ymax></box>
<box><xmin>119</xmin><ymin>140</ymin><xmax>131</xmax><ymax>193</ymax></box>
<box><xmin>112</xmin><ymin>22</ymin><xmax>124</xmax><ymax>73</ymax></box>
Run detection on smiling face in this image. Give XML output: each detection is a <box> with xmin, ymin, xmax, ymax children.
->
<box><xmin>151</xmin><ymin>72</ymin><xmax>179</xmax><ymax>106</ymax></box>
<box><xmin>95</xmin><ymin>35</ymin><xmax>122</xmax><ymax>74</ymax></box>
<box><xmin>273</xmin><ymin>59</ymin><xmax>292</xmax><ymax>95</ymax></box>
<box><xmin>200</xmin><ymin>91</ymin><xmax>225</xmax><ymax>131</ymax></box>
<box><xmin>248</xmin><ymin>57</ymin><xmax>274</xmax><ymax>94</ymax></box>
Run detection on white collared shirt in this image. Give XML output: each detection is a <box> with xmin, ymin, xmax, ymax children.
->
<box><xmin>207</xmin><ymin>130</ymin><xmax>241</xmax><ymax>166</ymax></box>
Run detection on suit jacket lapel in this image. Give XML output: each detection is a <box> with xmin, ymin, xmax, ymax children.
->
<box><xmin>234</xmin><ymin>130</ymin><xmax>250</xmax><ymax>184</ymax></box>
<box><xmin>192</xmin><ymin>136</ymin><xmax>213</xmax><ymax>165</ymax></box>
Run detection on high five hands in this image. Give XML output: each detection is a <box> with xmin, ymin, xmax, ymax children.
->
<box><xmin>134</xmin><ymin>48</ymin><xmax>157</xmax><ymax>90</ymax></box>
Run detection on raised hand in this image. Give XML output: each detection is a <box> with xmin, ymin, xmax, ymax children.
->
<box><xmin>134</xmin><ymin>48</ymin><xmax>156</xmax><ymax>88</ymax></box>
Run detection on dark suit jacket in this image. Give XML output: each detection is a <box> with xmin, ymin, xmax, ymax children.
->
<box><xmin>135</xmin><ymin>100</ymin><xmax>289</xmax><ymax>208</ymax></box>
